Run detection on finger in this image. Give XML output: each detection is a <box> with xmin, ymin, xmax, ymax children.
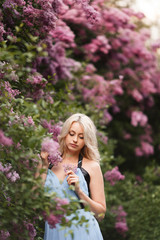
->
<box><xmin>67</xmin><ymin>177</ymin><xmax>79</xmax><ymax>185</ymax></box>
<box><xmin>66</xmin><ymin>170</ymin><xmax>75</xmax><ymax>175</ymax></box>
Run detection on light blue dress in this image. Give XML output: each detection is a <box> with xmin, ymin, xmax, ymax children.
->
<box><xmin>44</xmin><ymin>168</ymin><xmax>103</xmax><ymax>240</ymax></box>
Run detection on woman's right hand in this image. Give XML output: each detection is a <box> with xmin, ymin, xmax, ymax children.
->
<box><xmin>40</xmin><ymin>151</ymin><xmax>49</xmax><ymax>168</ymax></box>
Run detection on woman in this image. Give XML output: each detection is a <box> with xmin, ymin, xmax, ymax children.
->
<box><xmin>40</xmin><ymin>113</ymin><xmax>106</xmax><ymax>240</ymax></box>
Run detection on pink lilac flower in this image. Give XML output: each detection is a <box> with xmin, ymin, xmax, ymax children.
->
<box><xmin>104</xmin><ymin>166</ymin><xmax>125</xmax><ymax>186</ymax></box>
<box><xmin>135</xmin><ymin>141</ymin><xmax>154</xmax><ymax>156</ymax></box>
<box><xmin>26</xmin><ymin>73</ymin><xmax>46</xmax><ymax>85</ymax></box>
<box><xmin>97</xmin><ymin>132</ymin><xmax>108</xmax><ymax>144</ymax></box>
<box><xmin>0</xmin><ymin>162</ymin><xmax>20</xmax><ymax>182</ymax></box>
<box><xmin>81</xmin><ymin>3</ymin><xmax>100</xmax><ymax>25</ymax></box>
<box><xmin>103</xmin><ymin>110</ymin><xmax>113</xmax><ymax>124</ymax></box>
<box><xmin>43</xmin><ymin>212</ymin><xmax>62</xmax><ymax>228</ymax></box>
<box><xmin>41</xmin><ymin>120</ymin><xmax>62</xmax><ymax>142</ymax></box>
<box><xmin>141</xmin><ymin>141</ymin><xmax>154</xmax><ymax>155</ymax></box>
<box><xmin>131</xmin><ymin>111</ymin><xmax>148</xmax><ymax>127</ymax></box>
<box><xmin>112</xmin><ymin>205</ymin><xmax>128</xmax><ymax>237</ymax></box>
<box><xmin>49</xmin><ymin>20</ymin><xmax>75</xmax><ymax>47</ymax></box>
<box><xmin>130</xmin><ymin>89</ymin><xmax>143</xmax><ymax>102</ymax></box>
<box><xmin>0</xmin><ymin>81</ymin><xmax>20</xmax><ymax>99</ymax></box>
<box><xmin>0</xmin><ymin>230</ymin><xmax>10</xmax><ymax>240</ymax></box>
<box><xmin>0</xmin><ymin>23</ymin><xmax>6</xmax><ymax>41</ymax></box>
<box><xmin>140</xmin><ymin>79</ymin><xmax>156</xmax><ymax>95</ymax></box>
<box><xmin>27</xmin><ymin>116</ymin><xmax>35</xmax><ymax>126</ymax></box>
<box><xmin>43</xmin><ymin>197</ymin><xmax>69</xmax><ymax>227</ymax></box>
<box><xmin>2</xmin><ymin>0</ymin><xmax>26</xmax><ymax>11</ymax></box>
<box><xmin>63</xmin><ymin>163</ymin><xmax>77</xmax><ymax>173</ymax></box>
<box><xmin>0</xmin><ymin>130</ymin><xmax>13</xmax><ymax>146</ymax></box>
<box><xmin>55</xmin><ymin>197</ymin><xmax>69</xmax><ymax>211</ymax></box>
<box><xmin>24</xmin><ymin>221</ymin><xmax>36</xmax><ymax>240</ymax></box>
<box><xmin>115</xmin><ymin>222</ymin><xmax>128</xmax><ymax>236</ymax></box>
<box><xmin>52</xmin><ymin>0</ymin><xmax>69</xmax><ymax>15</ymax></box>
<box><xmin>123</xmin><ymin>132</ymin><xmax>131</xmax><ymax>140</ymax></box>
<box><xmin>41</xmin><ymin>137</ymin><xmax>62</xmax><ymax>165</ymax></box>
<box><xmin>135</xmin><ymin>147</ymin><xmax>143</xmax><ymax>156</ymax></box>
<box><xmin>85</xmin><ymin>64</ymin><xmax>96</xmax><ymax>73</ymax></box>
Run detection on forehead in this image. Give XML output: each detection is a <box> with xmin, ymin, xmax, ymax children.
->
<box><xmin>69</xmin><ymin>122</ymin><xmax>84</xmax><ymax>133</ymax></box>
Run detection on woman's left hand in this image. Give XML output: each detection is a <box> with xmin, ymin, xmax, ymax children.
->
<box><xmin>66</xmin><ymin>170</ymin><xmax>80</xmax><ymax>193</ymax></box>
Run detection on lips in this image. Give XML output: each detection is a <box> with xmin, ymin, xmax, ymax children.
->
<box><xmin>70</xmin><ymin>143</ymin><xmax>78</xmax><ymax>148</ymax></box>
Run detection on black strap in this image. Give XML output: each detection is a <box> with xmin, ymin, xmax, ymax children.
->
<box><xmin>78</xmin><ymin>154</ymin><xmax>83</xmax><ymax>168</ymax></box>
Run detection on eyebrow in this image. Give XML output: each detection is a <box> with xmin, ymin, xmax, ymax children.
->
<box><xmin>69</xmin><ymin>130</ymin><xmax>84</xmax><ymax>135</ymax></box>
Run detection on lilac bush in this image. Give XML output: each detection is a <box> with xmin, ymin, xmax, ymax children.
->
<box><xmin>104</xmin><ymin>166</ymin><xmax>125</xmax><ymax>186</ymax></box>
<box><xmin>41</xmin><ymin>137</ymin><xmax>62</xmax><ymax>165</ymax></box>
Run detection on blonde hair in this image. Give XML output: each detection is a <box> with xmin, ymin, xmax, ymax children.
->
<box><xmin>58</xmin><ymin>113</ymin><xmax>101</xmax><ymax>163</ymax></box>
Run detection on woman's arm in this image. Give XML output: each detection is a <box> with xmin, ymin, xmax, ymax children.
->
<box><xmin>66</xmin><ymin>162</ymin><xmax>106</xmax><ymax>220</ymax></box>
<box><xmin>35</xmin><ymin>152</ymin><xmax>49</xmax><ymax>184</ymax></box>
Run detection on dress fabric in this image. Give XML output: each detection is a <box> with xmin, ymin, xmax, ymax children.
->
<box><xmin>44</xmin><ymin>167</ymin><xmax>103</xmax><ymax>240</ymax></box>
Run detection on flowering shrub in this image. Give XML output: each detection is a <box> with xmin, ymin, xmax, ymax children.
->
<box><xmin>1</xmin><ymin>0</ymin><xmax>160</xmax><ymax>239</ymax></box>
<box><xmin>104</xmin><ymin>166</ymin><xmax>125</xmax><ymax>186</ymax></box>
<box><xmin>41</xmin><ymin>137</ymin><xmax>62</xmax><ymax>165</ymax></box>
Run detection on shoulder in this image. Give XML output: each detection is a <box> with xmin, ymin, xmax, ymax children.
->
<box><xmin>82</xmin><ymin>158</ymin><xmax>102</xmax><ymax>176</ymax></box>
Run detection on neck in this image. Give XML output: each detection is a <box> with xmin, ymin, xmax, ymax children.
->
<box><xmin>63</xmin><ymin>150</ymin><xmax>80</xmax><ymax>163</ymax></box>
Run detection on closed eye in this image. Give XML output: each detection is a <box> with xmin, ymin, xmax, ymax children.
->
<box><xmin>69</xmin><ymin>132</ymin><xmax>74</xmax><ymax>136</ymax></box>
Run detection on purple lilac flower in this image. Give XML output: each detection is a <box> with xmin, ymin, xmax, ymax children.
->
<box><xmin>27</xmin><ymin>116</ymin><xmax>35</xmax><ymax>126</ymax></box>
<box><xmin>2</xmin><ymin>0</ymin><xmax>26</xmax><ymax>9</ymax></box>
<box><xmin>112</xmin><ymin>205</ymin><xmax>128</xmax><ymax>237</ymax></box>
<box><xmin>41</xmin><ymin>137</ymin><xmax>62</xmax><ymax>165</ymax></box>
<box><xmin>24</xmin><ymin>221</ymin><xmax>36</xmax><ymax>240</ymax></box>
<box><xmin>41</xmin><ymin>120</ymin><xmax>62</xmax><ymax>142</ymax></box>
<box><xmin>115</xmin><ymin>222</ymin><xmax>128</xmax><ymax>236</ymax></box>
<box><xmin>0</xmin><ymin>230</ymin><xmax>10</xmax><ymax>240</ymax></box>
<box><xmin>0</xmin><ymin>130</ymin><xmax>13</xmax><ymax>146</ymax></box>
<box><xmin>104</xmin><ymin>166</ymin><xmax>125</xmax><ymax>186</ymax></box>
<box><xmin>1</xmin><ymin>163</ymin><xmax>20</xmax><ymax>182</ymax></box>
<box><xmin>55</xmin><ymin>197</ymin><xmax>69</xmax><ymax>211</ymax></box>
<box><xmin>43</xmin><ymin>211</ymin><xmax>63</xmax><ymax>228</ymax></box>
<box><xmin>63</xmin><ymin>163</ymin><xmax>77</xmax><ymax>173</ymax></box>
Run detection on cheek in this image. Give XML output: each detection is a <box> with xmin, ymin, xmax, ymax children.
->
<box><xmin>80</xmin><ymin>140</ymin><xmax>85</xmax><ymax>147</ymax></box>
<box><xmin>65</xmin><ymin>135</ymin><xmax>70</xmax><ymax>144</ymax></box>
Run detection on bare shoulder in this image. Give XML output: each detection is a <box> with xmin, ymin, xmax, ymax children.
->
<box><xmin>82</xmin><ymin>157</ymin><xmax>102</xmax><ymax>176</ymax></box>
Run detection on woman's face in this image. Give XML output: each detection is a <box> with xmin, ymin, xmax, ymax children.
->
<box><xmin>65</xmin><ymin>121</ymin><xmax>85</xmax><ymax>153</ymax></box>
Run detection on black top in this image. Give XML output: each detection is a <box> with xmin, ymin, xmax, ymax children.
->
<box><xmin>78</xmin><ymin>154</ymin><xmax>91</xmax><ymax>197</ymax></box>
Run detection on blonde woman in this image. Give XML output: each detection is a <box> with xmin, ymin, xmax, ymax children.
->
<box><xmin>41</xmin><ymin>113</ymin><xmax>106</xmax><ymax>240</ymax></box>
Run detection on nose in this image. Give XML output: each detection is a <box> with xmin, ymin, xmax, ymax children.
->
<box><xmin>73</xmin><ymin>135</ymin><xmax>78</xmax><ymax>143</ymax></box>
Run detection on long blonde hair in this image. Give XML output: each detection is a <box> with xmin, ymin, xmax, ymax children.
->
<box><xmin>58</xmin><ymin>113</ymin><xmax>101</xmax><ymax>163</ymax></box>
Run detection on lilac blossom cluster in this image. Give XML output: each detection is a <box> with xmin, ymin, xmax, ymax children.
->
<box><xmin>0</xmin><ymin>230</ymin><xmax>10</xmax><ymax>240</ymax></box>
<box><xmin>63</xmin><ymin>163</ymin><xmax>77</xmax><ymax>173</ymax></box>
<box><xmin>0</xmin><ymin>130</ymin><xmax>13</xmax><ymax>146</ymax></box>
<box><xmin>61</xmin><ymin>0</ymin><xmax>159</xmax><ymax>157</ymax></box>
<box><xmin>0</xmin><ymin>81</ymin><xmax>20</xmax><ymax>99</ymax></box>
<box><xmin>43</xmin><ymin>197</ymin><xmax>69</xmax><ymax>228</ymax></box>
<box><xmin>24</xmin><ymin>221</ymin><xmax>37</xmax><ymax>240</ymax></box>
<box><xmin>41</xmin><ymin>120</ymin><xmax>62</xmax><ymax>142</ymax></box>
<box><xmin>131</xmin><ymin>111</ymin><xmax>148</xmax><ymax>127</ymax></box>
<box><xmin>97</xmin><ymin>131</ymin><xmax>108</xmax><ymax>145</ymax></box>
<box><xmin>112</xmin><ymin>205</ymin><xmax>128</xmax><ymax>237</ymax></box>
<box><xmin>0</xmin><ymin>162</ymin><xmax>20</xmax><ymax>182</ymax></box>
<box><xmin>9</xmin><ymin>114</ymin><xmax>35</xmax><ymax>127</ymax></box>
<box><xmin>41</xmin><ymin>137</ymin><xmax>62</xmax><ymax>165</ymax></box>
<box><xmin>104</xmin><ymin>166</ymin><xmax>125</xmax><ymax>186</ymax></box>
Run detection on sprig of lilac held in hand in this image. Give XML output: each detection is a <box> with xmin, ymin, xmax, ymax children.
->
<box><xmin>63</xmin><ymin>164</ymin><xmax>77</xmax><ymax>174</ymax></box>
<box><xmin>41</xmin><ymin>137</ymin><xmax>62</xmax><ymax>166</ymax></box>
